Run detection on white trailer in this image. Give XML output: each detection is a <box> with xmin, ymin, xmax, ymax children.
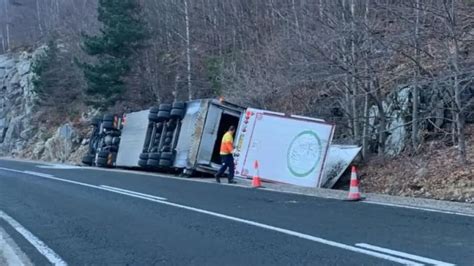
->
<box><xmin>233</xmin><ymin>108</ymin><xmax>335</xmax><ymax>187</ymax></box>
<box><xmin>114</xmin><ymin>99</ymin><xmax>244</xmax><ymax>175</ymax></box>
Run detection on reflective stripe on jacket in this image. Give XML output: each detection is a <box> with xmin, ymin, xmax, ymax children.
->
<box><xmin>220</xmin><ymin>132</ymin><xmax>234</xmax><ymax>155</ymax></box>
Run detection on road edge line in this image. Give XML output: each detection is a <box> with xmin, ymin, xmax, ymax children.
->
<box><xmin>1</xmin><ymin>166</ymin><xmax>423</xmax><ymax>265</ymax></box>
<box><xmin>0</xmin><ymin>226</ymin><xmax>32</xmax><ymax>266</ymax></box>
<box><xmin>362</xmin><ymin>201</ymin><xmax>474</xmax><ymax>218</ymax></box>
<box><xmin>356</xmin><ymin>243</ymin><xmax>455</xmax><ymax>266</ymax></box>
<box><xmin>0</xmin><ymin>210</ymin><xmax>66</xmax><ymax>266</ymax></box>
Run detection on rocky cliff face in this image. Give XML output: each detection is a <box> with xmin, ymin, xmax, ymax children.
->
<box><xmin>0</xmin><ymin>52</ymin><xmax>38</xmax><ymax>156</ymax></box>
<box><xmin>0</xmin><ymin>51</ymin><xmax>86</xmax><ymax>162</ymax></box>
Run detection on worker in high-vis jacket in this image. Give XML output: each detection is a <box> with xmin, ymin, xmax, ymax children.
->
<box><xmin>215</xmin><ymin>125</ymin><xmax>237</xmax><ymax>184</ymax></box>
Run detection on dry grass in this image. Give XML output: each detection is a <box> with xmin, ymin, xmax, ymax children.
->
<box><xmin>361</xmin><ymin>125</ymin><xmax>474</xmax><ymax>203</ymax></box>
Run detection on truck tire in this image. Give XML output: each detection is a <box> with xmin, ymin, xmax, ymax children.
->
<box><xmin>170</xmin><ymin>108</ymin><xmax>184</xmax><ymax>119</ymax></box>
<box><xmin>138</xmin><ymin>159</ymin><xmax>148</xmax><ymax>167</ymax></box>
<box><xmin>82</xmin><ymin>154</ymin><xmax>94</xmax><ymax>165</ymax></box>
<box><xmin>102</xmin><ymin>121</ymin><xmax>115</xmax><ymax>130</ymax></box>
<box><xmin>139</xmin><ymin>153</ymin><xmax>149</xmax><ymax>160</ymax></box>
<box><xmin>148</xmin><ymin>112</ymin><xmax>159</xmax><ymax>122</ymax></box>
<box><xmin>166</xmin><ymin>121</ymin><xmax>176</xmax><ymax>130</ymax></box>
<box><xmin>159</xmin><ymin>103</ymin><xmax>172</xmax><ymax>112</ymax></box>
<box><xmin>103</xmin><ymin>145</ymin><xmax>118</xmax><ymax>152</ymax></box>
<box><xmin>172</xmin><ymin>102</ymin><xmax>186</xmax><ymax>109</ymax></box>
<box><xmin>147</xmin><ymin>159</ymin><xmax>160</xmax><ymax>167</ymax></box>
<box><xmin>112</xmin><ymin>137</ymin><xmax>120</xmax><ymax>146</ymax></box>
<box><xmin>150</xmin><ymin>106</ymin><xmax>160</xmax><ymax>114</ymax></box>
<box><xmin>159</xmin><ymin>159</ymin><xmax>172</xmax><ymax>167</ymax></box>
<box><xmin>149</xmin><ymin>152</ymin><xmax>161</xmax><ymax>160</ymax></box>
<box><xmin>98</xmin><ymin>151</ymin><xmax>109</xmax><ymax>158</ymax></box>
<box><xmin>106</xmin><ymin>130</ymin><xmax>121</xmax><ymax>137</ymax></box>
<box><xmin>97</xmin><ymin>157</ymin><xmax>108</xmax><ymax>167</ymax></box>
<box><xmin>154</xmin><ymin>133</ymin><xmax>161</xmax><ymax>140</ymax></box>
<box><xmin>157</xmin><ymin>111</ymin><xmax>170</xmax><ymax>121</ymax></box>
<box><xmin>161</xmin><ymin>152</ymin><xmax>173</xmax><ymax>160</ymax></box>
<box><xmin>103</xmin><ymin>114</ymin><xmax>115</xmax><ymax>122</ymax></box>
<box><xmin>90</xmin><ymin>116</ymin><xmax>102</xmax><ymax>127</ymax></box>
<box><xmin>104</xmin><ymin>135</ymin><xmax>113</xmax><ymax>146</ymax></box>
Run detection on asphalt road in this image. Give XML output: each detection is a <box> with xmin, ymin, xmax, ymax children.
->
<box><xmin>0</xmin><ymin>159</ymin><xmax>472</xmax><ymax>265</ymax></box>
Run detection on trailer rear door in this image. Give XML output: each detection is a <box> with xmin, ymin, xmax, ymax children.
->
<box><xmin>196</xmin><ymin>104</ymin><xmax>222</xmax><ymax>164</ymax></box>
<box><xmin>235</xmin><ymin>108</ymin><xmax>335</xmax><ymax>188</ymax></box>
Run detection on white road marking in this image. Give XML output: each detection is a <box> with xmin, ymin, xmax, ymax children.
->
<box><xmin>0</xmin><ymin>168</ymin><xmax>167</xmax><ymax>202</ymax></box>
<box><xmin>24</xmin><ymin>171</ymin><xmax>55</xmax><ymax>178</ymax></box>
<box><xmin>356</xmin><ymin>243</ymin><xmax>455</xmax><ymax>266</ymax></box>
<box><xmin>36</xmin><ymin>164</ymin><xmax>81</xmax><ymax>170</ymax></box>
<box><xmin>0</xmin><ymin>210</ymin><xmax>67</xmax><ymax>266</ymax></box>
<box><xmin>100</xmin><ymin>185</ymin><xmax>167</xmax><ymax>201</ymax></box>
<box><xmin>0</xmin><ymin>226</ymin><xmax>32</xmax><ymax>265</ymax></box>
<box><xmin>0</xmin><ymin>168</ymin><xmax>422</xmax><ymax>265</ymax></box>
<box><xmin>363</xmin><ymin>201</ymin><xmax>474</xmax><ymax>218</ymax></box>
<box><xmin>7</xmin><ymin>159</ymin><xmax>474</xmax><ymax>218</ymax></box>
<box><xmin>138</xmin><ymin>197</ymin><xmax>424</xmax><ymax>265</ymax></box>
<box><xmin>0</xmin><ymin>167</ymin><xmax>453</xmax><ymax>265</ymax></box>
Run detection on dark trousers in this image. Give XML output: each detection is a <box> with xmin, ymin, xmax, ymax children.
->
<box><xmin>216</xmin><ymin>154</ymin><xmax>234</xmax><ymax>181</ymax></box>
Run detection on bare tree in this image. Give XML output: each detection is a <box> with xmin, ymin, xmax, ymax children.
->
<box><xmin>184</xmin><ymin>0</ymin><xmax>192</xmax><ymax>100</ymax></box>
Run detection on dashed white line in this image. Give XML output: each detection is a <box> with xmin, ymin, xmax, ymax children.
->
<box><xmin>36</xmin><ymin>164</ymin><xmax>81</xmax><ymax>170</ymax></box>
<box><xmin>5</xmin><ymin>168</ymin><xmax>168</xmax><ymax>202</ymax></box>
<box><xmin>1</xmin><ymin>167</ymin><xmax>424</xmax><ymax>265</ymax></box>
<box><xmin>100</xmin><ymin>185</ymin><xmax>167</xmax><ymax>201</ymax></box>
<box><xmin>24</xmin><ymin>171</ymin><xmax>55</xmax><ymax>178</ymax></box>
<box><xmin>0</xmin><ymin>210</ymin><xmax>67</xmax><ymax>265</ymax></box>
<box><xmin>356</xmin><ymin>243</ymin><xmax>455</xmax><ymax>266</ymax></box>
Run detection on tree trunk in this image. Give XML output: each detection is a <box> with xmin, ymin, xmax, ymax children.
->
<box><xmin>361</xmin><ymin>0</ymin><xmax>370</xmax><ymax>159</ymax></box>
<box><xmin>448</xmin><ymin>0</ymin><xmax>467</xmax><ymax>164</ymax></box>
<box><xmin>184</xmin><ymin>0</ymin><xmax>193</xmax><ymax>100</ymax></box>
<box><xmin>374</xmin><ymin>78</ymin><xmax>386</xmax><ymax>155</ymax></box>
<box><xmin>0</xmin><ymin>33</ymin><xmax>5</xmax><ymax>53</ymax></box>
<box><xmin>291</xmin><ymin>0</ymin><xmax>302</xmax><ymax>44</ymax></box>
<box><xmin>411</xmin><ymin>0</ymin><xmax>421</xmax><ymax>151</ymax></box>
<box><xmin>362</xmin><ymin>92</ymin><xmax>370</xmax><ymax>158</ymax></box>
<box><xmin>341</xmin><ymin>0</ymin><xmax>353</xmax><ymax>138</ymax></box>
<box><xmin>350</xmin><ymin>0</ymin><xmax>359</xmax><ymax>144</ymax></box>
<box><xmin>377</xmin><ymin>103</ymin><xmax>386</xmax><ymax>155</ymax></box>
<box><xmin>454</xmin><ymin>75</ymin><xmax>467</xmax><ymax>164</ymax></box>
<box><xmin>36</xmin><ymin>0</ymin><xmax>44</xmax><ymax>37</ymax></box>
<box><xmin>4</xmin><ymin>0</ymin><xmax>10</xmax><ymax>50</ymax></box>
<box><xmin>319</xmin><ymin>0</ymin><xmax>324</xmax><ymax>18</ymax></box>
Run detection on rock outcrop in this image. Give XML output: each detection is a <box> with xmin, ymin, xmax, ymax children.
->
<box><xmin>0</xmin><ymin>50</ymin><xmax>87</xmax><ymax>163</ymax></box>
<box><xmin>0</xmin><ymin>52</ymin><xmax>38</xmax><ymax>157</ymax></box>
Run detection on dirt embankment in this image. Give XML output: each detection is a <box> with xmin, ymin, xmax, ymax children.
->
<box><xmin>361</xmin><ymin>126</ymin><xmax>474</xmax><ymax>203</ymax></box>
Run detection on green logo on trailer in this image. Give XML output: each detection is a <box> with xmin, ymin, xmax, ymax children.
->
<box><xmin>287</xmin><ymin>130</ymin><xmax>323</xmax><ymax>177</ymax></box>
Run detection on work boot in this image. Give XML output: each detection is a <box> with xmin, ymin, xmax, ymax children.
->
<box><xmin>215</xmin><ymin>174</ymin><xmax>221</xmax><ymax>183</ymax></box>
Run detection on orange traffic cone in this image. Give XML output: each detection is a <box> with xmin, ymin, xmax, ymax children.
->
<box><xmin>252</xmin><ymin>160</ymin><xmax>262</xmax><ymax>188</ymax></box>
<box><xmin>346</xmin><ymin>166</ymin><xmax>362</xmax><ymax>201</ymax></box>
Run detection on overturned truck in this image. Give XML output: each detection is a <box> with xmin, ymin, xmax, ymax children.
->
<box><xmin>82</xmin><ymin>99</ymin><xmax>360</xmax><ymax>188</ymax></box>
